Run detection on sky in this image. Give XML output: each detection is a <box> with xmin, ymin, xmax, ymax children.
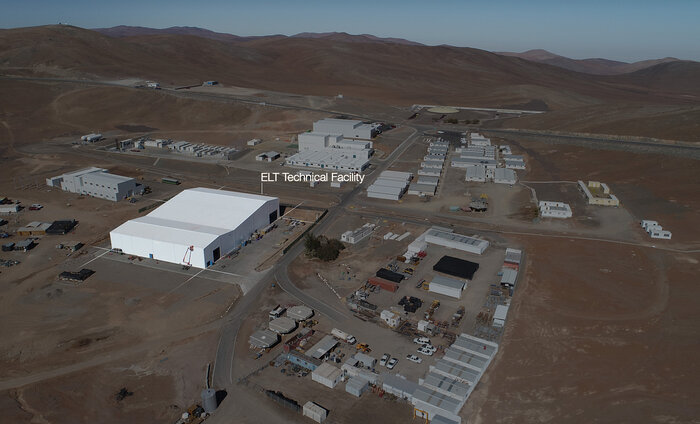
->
<box><xmin>1</xmin><ymin>0</ymin><xmax>699</xmax><ymax>62</ymax></box>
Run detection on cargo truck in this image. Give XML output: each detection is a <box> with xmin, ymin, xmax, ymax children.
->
<box><xmin>331</xmin><ymin>328</ymin><xmax>357</xmax><ymax>344</ymax></box>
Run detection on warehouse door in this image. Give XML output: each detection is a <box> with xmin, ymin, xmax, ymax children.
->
<box><xmin>268</xmin><ymin>210</ymin><xmax>278</xmax><ymax>224</ymax></box>
<box><xmin>213</xmin><ymin>247</ymin><xmax>221</xmax><ymax>262</ymax></box>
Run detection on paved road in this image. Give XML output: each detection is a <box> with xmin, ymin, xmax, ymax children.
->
<box><xmin>0</xmin><ymin>75</ymin><xmax>374</xmax><ymax>121</ymax></box>
<box><xmin>210</xmin><ymin>127</ymin><xmax>420</xmax><ymax>389</ymax></box>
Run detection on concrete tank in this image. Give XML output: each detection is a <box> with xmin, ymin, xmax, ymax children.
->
<box><xmin>201</xmin><ymin>388</ymin><xmax>218</xmax><ymax>413</ymax></box>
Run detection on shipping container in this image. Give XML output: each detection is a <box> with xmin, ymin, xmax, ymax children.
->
<box><xmin>368</xmin><ymin>276</ymin><xmax>399</xmax><ymax>292</ymax></box>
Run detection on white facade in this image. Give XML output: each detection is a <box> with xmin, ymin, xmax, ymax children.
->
<box><xmin>303</xmin><ymin>402</ymin><xmax>328</xmax><ymax>423</ymax></box>
<box><xmin>313</xmin><ymin>118</ymin><xmax>374</xmax><ymax>140</ymax></box>
<box><xmin>341</xmin><ymin>223</ymin><xmax>375</xmax><ymax>244</ymax></box>
<box><xmin>312</xmin><ymin>362</ymin><xmax>343</xmax><ymax>389</ymax></box>
<box><xmin>380</xmin><ymin>309</ymin><xmax>403</xmax><ymax>328</ymax></box>
<box><xmin>110</xmin><ymin>188</ymin><xmax>279</xmax><ymax>269</ymax></box>
<box><xmin>47</xmin><ymin>167</ymin><xmax>142</xmax><ymax>202</ymax></box>
<box><xmin>0</xmin><ymin>204</ymin><xmax>20</xmax><ymax>214</ymax></box>
<box><xmin>429</xmin><ymin>275</ymin><xmax>466</xmax><ymax>299</ymax></box>
<box><xmin>538</xmin><ymin>201</ymin><xmax>572</xmax><ymax>218</ymax></box>
<box><xmin>492</xmin><ymin>304</ymin><xmax>509</xmax><ymax>327</ymax></box>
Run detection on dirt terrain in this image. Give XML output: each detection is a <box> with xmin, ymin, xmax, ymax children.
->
<box><xmin>1</xmin><ymin>24</ymin><xmax>699</xmax><ymax>424</ymax></box>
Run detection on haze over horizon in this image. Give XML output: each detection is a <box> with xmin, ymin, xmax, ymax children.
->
<box><xmin>2</xmin><ymin>0</ymin><xmax>699</xmax><ymax>62</ymax></box>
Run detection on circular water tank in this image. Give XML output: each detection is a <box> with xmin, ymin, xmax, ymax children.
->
<box><xmin>269</xmin><ymin>317</ymin><xmax>297</xmax><ymax>334</ymax></box>
<box><xmin>201</xmin><ymin>388</ymin><xmax>218</xmax><ymax>413</ymax></box>
<box><xmin>287</xmin><ymin>305</ymin><xmax>314</xmax><ymax>321</ymax></box>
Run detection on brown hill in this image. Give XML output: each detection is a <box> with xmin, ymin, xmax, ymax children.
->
<box><xmin>291</xmin><ymin>31</ymin><xmax>422</xmax><ymax>46</ymax></box>
<box><xmin>4</xmin><ymin>25</ymin><xmax>697</xmax><ymax>111</ymax></box>
<box><xmin>498</xmin><ymin>49</ymin><xmax>680</xmax><ymax>75</ymax></box>
<box><xmin>92</xmin><ymin>25</ymin><xmax>270</xmax><ymax>43</ymax></box>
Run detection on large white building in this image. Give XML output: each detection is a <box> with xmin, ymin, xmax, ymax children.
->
<box><xmin>287</xmin><ymin>122</ymin><xmax>375</xmax><ymax>172</ymax></box>
<box><xmin>46</xmin><ymin>167</ymin><xmax>143</xmax><ymax>202</ymax></box>
<box><xmin>110</xmin><ymin>188</ymin><xmax>279</xmax><ymax>268</ymax></box>
<box><xmin>313</xmin><ymin>118</ymin><xmax>374</xmax><ymax>140</ymax></box>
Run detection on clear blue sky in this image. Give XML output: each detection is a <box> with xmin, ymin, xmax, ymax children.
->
<box><xmin>2</xmin><ymin>0</ymin><xmax>699</xmax><ymax>62</ymax></box>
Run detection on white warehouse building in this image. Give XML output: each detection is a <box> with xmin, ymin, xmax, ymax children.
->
<box><xmin>110</xmin><ymin>188</ymin><xmax>279</xmax><ymax>269</ymax></box>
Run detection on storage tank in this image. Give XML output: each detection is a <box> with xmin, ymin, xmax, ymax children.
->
<box><xmin>287</xmin><ymin>305</ymin><xmax>314</xmax><ymax>321</ymax></box>
<box><xmin>201</xmin><ymin>388</ymin><xmax>218</xmax><ymax>413</ymax></box>
<box><xmin>269</xmin><ymin>317</ymin><xmax>297</xmax><ymax>334</ymax></box>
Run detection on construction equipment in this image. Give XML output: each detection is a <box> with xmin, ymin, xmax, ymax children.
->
<box><xmin>182</xmin><ymin>245</ymin><xmax>194</xmax><ymax>266</ymax></box>
<box><xmin>355</xmin><ymin>343</ymin><xmax>371</xmax><ymax>353</ymax></box>
<box><xmin>302</xmin><ymin>319</ymin><xmax>318</xmax><ymax>328</ymax></box>
<box><xmin>480</xmin><ymin>193</ymin><xmax>488</xmax><ymax>200</ymax></box>
<box><xmin>424</xmin><ymin>300</ymin><xmax>440</xmax><ymax>320</ymax></box>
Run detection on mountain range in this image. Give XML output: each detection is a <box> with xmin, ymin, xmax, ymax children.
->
<box><xmin>92</xmin><ymin>26</ymin><xmax>685</xmax><ymax>75</ymax></box>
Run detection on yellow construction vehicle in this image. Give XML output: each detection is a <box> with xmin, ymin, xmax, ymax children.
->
<box><xmin>480</xmin><ymin>193</ymin><xmax>488</xmax><ymax>200</ymax></box>
<box><xmin>355</xmin><ymin>343</ymin><xmax>371</xmax><ymax>353</ymax></box>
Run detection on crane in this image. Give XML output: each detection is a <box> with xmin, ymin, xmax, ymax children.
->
<box><xmin>182</xmin><ymin>245</ymin><xmax>194</xmax><ymax>267</ymax></box>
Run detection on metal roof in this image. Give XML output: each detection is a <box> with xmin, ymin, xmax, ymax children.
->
<box><xmin>452</xmin><ymin>334</ymin><xmax>498</xmax><ymax>358</ymax></box>
<box><xmin>430</xmin><ymin>275</ymin><xmax>465</xmax><ymax>291</ymax></box>
<box><xmin>432</xmin><ymin>359</ymin><xmax>480</xmax><ymax>384</ymax></box>
<box><xmin>412</xmin><ymin>385</ymin><xmax>462</xmax><ymax>414</ymax></box>
<box><xmin>269</xmin><ymin>317</ymin><xmax>297</xmax><ymax>333</ymax></box>
<box><xmin>309</xmin><ymin>335</ymin><xmax>338</xmax><ymax>359</ymax></box>
<box><xmin>110</xmin><ymin>188</ymin><xmax>277</xmax><ymax>249</ymax></box>
<box><xmin>423</xmin><ymin>372</ymin><xmax>471</xmax><ymax>400</ymax></box>
<box><xmin>443</xmin><ymin>348</ymin><xmax>488</xmax><ymax>371</ymax></box>
<box><xmin>249</xmin><ymin>329</ymin><xmax>279</xmax><ymax>348</ymax></box>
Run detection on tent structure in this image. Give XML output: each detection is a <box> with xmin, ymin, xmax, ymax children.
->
<box><xmin>110</xmin><ymin>188</ymin><xmax>279</xmax><ymax>268</ymax></box>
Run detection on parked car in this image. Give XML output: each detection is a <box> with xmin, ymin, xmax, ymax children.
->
<box><xmin>417</xmin><ymin>346</ymin><xmax>435</xmax><ymax>356</ymax></box>
<box><xmin>421</xmin><ymin>344</ymin><xmax>437</xmax><ymax>354</ymax></box>
<box><xmin>387</xmin><ymin>358</ymin><xmax>398</xmax><ymax>369</ymax></box>
<box><xmin>406</xmin><ymin>354</ymin><xmax>422</xmax><ymax>364</ymax></box>
<box><xmin>413</xmin><ymin>337</ymin><xmax>430</xmax><ymax>345</ymax></box>
<box><xmin>380</xmin><ymin>353</ymin><xmax>390</xmax><ymax>367</ymax></box>
<box><xmin>29</xmin><ymin>204</ymin><xmax>43</xmax><ymax>210</ymax></box>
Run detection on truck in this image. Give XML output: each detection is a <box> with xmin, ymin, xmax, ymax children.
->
<box><xmin>331</xmin><ymin>328</ymin><xmax>357</xmax><ymax>344</ymax></box>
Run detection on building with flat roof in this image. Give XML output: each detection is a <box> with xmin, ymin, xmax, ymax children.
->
<box><xmin>303</xmin><ymin>401</ymin><xmax>328</xmax><ymax>423</ymax></box>
<box><xmin>538</xmin><ymin>201</ymin><xmax>572</xmax><ymax>218</ymax></box>
<box><xmin>110</xmin><ymin>188</ymin><xmax>279</xmax><ymax>269</ymax></box>
<box><xmin>465</xmin><ymin>165</ymin><xmax>486</xmax><ymax>182</ymax></box>
<box><xmin>578</xmin><ymin>180</ymin><xmax>620</xmax><ymax>206</ymax></box>
<box><xmin>429</xmin><ymin>275</ymin><xmax>466</xmax><ymax>299</ymax></box>
<box><xmin>308</xmin><ymin>335</ymin><xmax>339</xmax><ymax>360</ymax></box>
<box><xmin>313</xmin><ymin>118</ymin><xmax>374</xmax><ymax>140</ymax></box>
<box><xmin>493</xmin><ymin>168</ymin><xmax>517</xmax><ymax>185</ymax></box>
<box><xmin>312</xmin><ymin>362</ymin><xmax>342</xmax><ymax>389</ymax></box>
<box><xmin>47</xmin><ymin>167</ymin><xmax>143</xmax><ymax>201</ymax></box>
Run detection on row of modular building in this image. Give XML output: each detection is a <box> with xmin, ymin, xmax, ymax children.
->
<box><xmin>641</xmin><ymin>220</ymin><xmax>672</xmax><ymax>239</ymax></box>
<box><xmin>367</xmin><ymin>170</ymin><xmax>413</xmax><ymax>201</ymax></box>
<box><xmin>408</xmin><ymin>139</ymin><xmax>449</xmax><ymax>197</ymax></box>
<box><xmin>340</xmin><ymin>223</ymin><xmax>375</xmax><ymax>244</ymax></box>
<box><xmin>410</xmin><ymin>333</ymin><xmax>499</xmax><ymax>424</ymax></box>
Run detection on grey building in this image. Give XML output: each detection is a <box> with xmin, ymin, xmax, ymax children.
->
<box><xmin>47</xmin><ymin>167</ymin><xmax>143</xmax><ymax>202</ymax></box>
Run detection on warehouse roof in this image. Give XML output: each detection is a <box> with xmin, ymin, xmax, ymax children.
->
<box><xmin>452</xmin><ymin>334</ymin><xmax>498</xmax><ymax>358</ymax></box>
<box><xmin>432</xmin><ymin>359</ymin><xmax>480</xmax><ymax>385</ymax></box>
<box><xmin>430</xmin><ymin>275</ymin><xmax>465</xmax><ymax>291</ymax></box>
<box><xmin>111</xmin><ymin>188</ymin><xmax>278</xmax><ymax>248</ymax></box>
<box><xmin>309</xmin><ymin>335</ymin><xmax>339</xmax><ymax>359</ymax></box>
<box><xmin>423</xmin><ymin>372</ymin><xmax>471</xmax><ymax>399</ymax></box>
<box><xmin>412</xmin><ymin>385</ymin><xmax>462</xmax><ymax>415</ymax></box>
